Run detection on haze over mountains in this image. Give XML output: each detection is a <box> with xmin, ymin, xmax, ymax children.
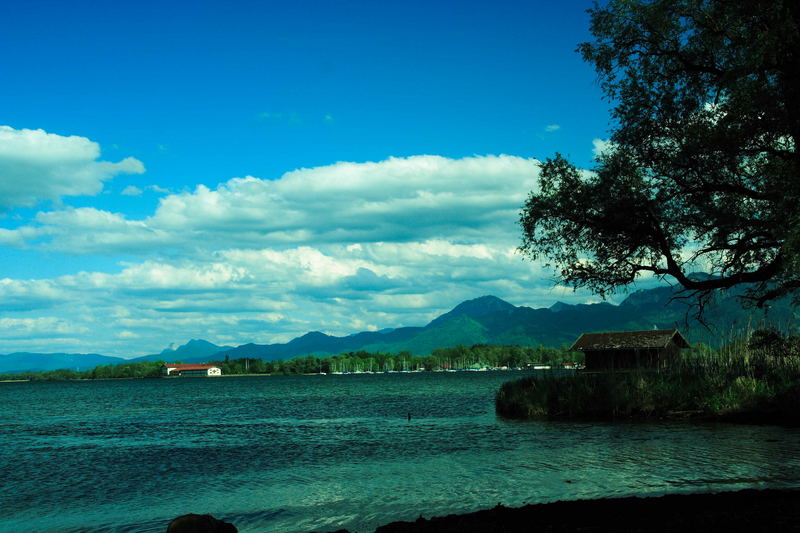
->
<box><xmin>2</xmin><ymin>282</ymin><xmax>796</xmax><ymax>373</ymax></box>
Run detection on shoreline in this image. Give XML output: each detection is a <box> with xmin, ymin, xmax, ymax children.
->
<box><xmin>354</xmin><ymin>488</ymin><xmax>800</xmax><ymax>532</ymax></box>
<box><xmin>497</xmin><ymin>407</ymin><xmax>800</xmax><ymax>427</ymax></box>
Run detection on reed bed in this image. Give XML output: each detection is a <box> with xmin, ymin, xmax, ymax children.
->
<box><xmin>496</xmin><ymin>331</ymin><xmax>800</xmax><ymax>423</ymax></box>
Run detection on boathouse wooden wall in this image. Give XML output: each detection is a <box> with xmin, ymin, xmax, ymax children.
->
<box><xmin>583</xmin><ymin>345</ymin><xmax>682</xmax><ymax>371</ymax></box>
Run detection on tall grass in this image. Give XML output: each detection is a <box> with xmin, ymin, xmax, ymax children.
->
<box><xmin>496</xmin><ymin>330</ymin><xmax>800</xmax><ymax>424</ymax></box>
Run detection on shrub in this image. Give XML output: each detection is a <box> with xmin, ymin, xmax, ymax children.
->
<box><xmin>496</xmin><ymin>333</ymin><xmax>800</xmax><ymax>422</ymax></box>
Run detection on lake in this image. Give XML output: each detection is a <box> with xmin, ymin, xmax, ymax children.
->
<box><xmin>2</xmin><ymin>371</ymin><xmax>800</xmax><ymax>532</ymax></box>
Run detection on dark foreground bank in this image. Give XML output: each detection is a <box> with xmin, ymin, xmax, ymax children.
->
<box><xmin>318</xmin><ymin>489</ymin><xmax>800</xmax><ymax>532</ymax></box>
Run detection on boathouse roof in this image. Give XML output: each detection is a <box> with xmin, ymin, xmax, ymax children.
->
<box><xmin>570</xmin><ymin>329</ymin><xmax>690</xmax><ymax>352</ymax></box>
<box><xmin>161</xmin><ymin>363</ymin><xmax>219</xmax><ymax>370</ymax></box>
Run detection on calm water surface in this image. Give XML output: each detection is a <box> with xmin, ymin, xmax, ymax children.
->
<box><xmin>2</xmin><ymin>372</ymin><xmax>800</xmax><ymax>532</ymax></box>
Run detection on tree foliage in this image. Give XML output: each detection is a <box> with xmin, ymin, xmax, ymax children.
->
<box><xmin>0</xmin><ymin>345</ymin><xmax>582</xmax><ymax>381</ymax></box>
<box><xmin>520</xmin><ymin>0</ymin><xmax>800</xmax><ymax>310</ymax></box>
<box><xmin>215</xmin><ymin>345</ymin><xmax>579</xmax><ymax>375</ymax></box>
<box><xmin>0</xmin><ymin>360</ymin><xmax>165</xmax><ymax>381</ymax></box>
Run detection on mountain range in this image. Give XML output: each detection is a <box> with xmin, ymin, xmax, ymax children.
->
<box><xmin>0</xmin><ymin>352</ymin><xmax>126</xmax><ymax>374</ymax></box>
<box><xmin>2</xmin><ymin>282</ymin><xmax>797</xmax><ymax>373</ymax></box>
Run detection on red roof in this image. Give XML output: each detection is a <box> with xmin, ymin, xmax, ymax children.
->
<box><xmin>162</xmin><ymin>363</ymin><xmax>218</xmax><ymax>370</ymax></box>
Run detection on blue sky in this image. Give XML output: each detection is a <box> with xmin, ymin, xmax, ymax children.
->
<box><xmin>0</xmin><ymin>0</ymin><xmax>626</xmax><ymax>357</ymax></box>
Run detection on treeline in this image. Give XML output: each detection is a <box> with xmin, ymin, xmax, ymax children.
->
<box><xmin>216</xmin><ymin>344</ymin><xmax>581</xmax><ymax>375</ymax></box>
<box><xmin>0</xmin><ymin>344</ymin><xmax>581</xmax><ymax>381</ymax></box>
<box><xmin>0</xmin><ymin>360</ymin><xmax>166</xmax><ymax>381</ymax></box>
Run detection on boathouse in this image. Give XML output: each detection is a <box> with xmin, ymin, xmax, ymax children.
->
<box><xmin>569</xmin><ymin>329</ymin><xmax>690</xmax><ymax>371</ymax></box>
<box><xmin>161</xmin><ymin>363</ymin><xmax>222</xmax><ymax>377</ymax></box>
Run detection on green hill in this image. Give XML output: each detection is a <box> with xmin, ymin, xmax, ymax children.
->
<box><xmin>7</xmin><ymin>282</ymin><xmax>794</xmax><ymax>373</ymax></box>
<box><xmin>196</xmin><ymin>283</ymin><xmax>798</xmax><ymax>362</ymax></box>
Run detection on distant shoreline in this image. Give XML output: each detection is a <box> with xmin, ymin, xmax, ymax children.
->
<box><xmin>1</xmin><ymin>368</ymin><xmax>540</xmax><ymax>383</ymax></box>
<box><xmin>365</xmin><ymin>488</ymin><xmax>800</xmax><ymax>532</ymax></box>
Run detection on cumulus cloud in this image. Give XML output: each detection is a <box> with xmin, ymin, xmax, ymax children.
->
<box><xmin>0</xmin><ymin>316</ymin><xmax>87</xmax><ymax>340</ymax></box>
<box><xmin>592</xmin><ymin>138</ymin><xmax>614</xmax><ymax>158</ymax></box>
<box><xmin>0</xmin><ymin>228</ymin><xmax>24</xmax><ymax>247</ymax></box>
<box><xmin>0</xmin><ymin>125</ymin><xmax>145</xmax><ymax>211</ymax></box>
<box><xmin>121</xmin><ymin>185</ymin><xmax>143</xmax><ymax>196</ymax></box>
<box><xmin>0</xmin><ymin>278</ymin><xmax>68</xmax><ymax>311</ymax></box>
<box><xmin>0</xmin><ymin>235</ymin><xmax>581</xmax><ymax>356</ymax></box>
<box><xmin>26</xmin><ymin>207</ymin><xmax>173</xmax><ymax>253</ymax></box>
<box><xmin>10</xmin><ymin>154</ymin><xmax>538</xmax><ymax>254</ymax></box>
<box><xmin>0</xmin><ymin>153</ymin><xmax>620</xmax><ymax>357</ymax></box>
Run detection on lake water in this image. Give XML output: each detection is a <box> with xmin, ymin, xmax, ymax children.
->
<box><xmin>2</xmin><ymin>372</ymin><xmax>800</xmax><ymax>533</ymax></box>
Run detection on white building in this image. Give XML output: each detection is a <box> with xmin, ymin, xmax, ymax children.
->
<box><xmin>161</xmin><ymin>363</ymin><xmax>222</xmax><ymax>377</ymax></box>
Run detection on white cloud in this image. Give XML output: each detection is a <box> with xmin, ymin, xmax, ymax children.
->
<box><xmin>10</xmin><ymin>154</ymin><xmax>539</xmax><ymax>254</ymax></box>
<box><xmin>0</xmin><ymin>228</ymin><xmax>24</xmax><ymax>247</ymax></box>
<box><xmin>121</xmin><ymin>185</ymin><xmax>143</xmax><ymax>196</ymax></box>
<box><xmin>0</xmin><ymin>278</ymin><xmax>68</xmax><ymax>311</ymax></box>
<box><xmin>364</xmin><ymin>240</ymin><xmax>495</xmax><ymax>261</ymax></box>
<box><xmin>0</xmin><ymin>153</ymin><xmax>619</xmax><ymax>357</ymax></box>
<box><xmin>592</xmin><ymin>138</ymin><xmax>614</xmax><ymax>158</ymax></box>
<box><xmin>258</xmin><ymin>111</ymin><xmax>302</xmax><ymax>125</ymax></box>
<box><xmin>28</xmin><ymin>207</ymin><xmax>172</xmax><ymax>252</ymax></box>
<box><xmin>545</xmin><ymin>124</ymin><xmax>560</xmax><ymax>132</ymax></box>
<box><xmin>112</xmin><ymin>260</ymin><xmax>249</xmax><ymax>290</ymax></box>
<box><xmin>0</xmin><ymin>235</ymin><xmax>580</xmax><ymax>356</ymax></box>
<box><xmin>0</xmin><ymin>125</ymin><xmax>145</xmax><ymax>211</ymax></box>
<box><xmin>0</xmin><ymin>317</ymin><xmax>87</xmax><ymax>340</ymax></box>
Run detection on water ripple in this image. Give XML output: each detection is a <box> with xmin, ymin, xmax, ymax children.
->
<box><xmin>2</xmin><ymin>374</ymin><xmax>800</xmax><ymax>533</ymax></box>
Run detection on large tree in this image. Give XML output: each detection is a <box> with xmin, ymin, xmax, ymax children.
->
<box><xmin>520</xmin><ymin>0</ymin><xmax>800</xmax><ymax>310</ymax></box>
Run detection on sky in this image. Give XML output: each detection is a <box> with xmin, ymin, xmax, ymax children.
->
<box><xmin>0</xmin><ymin>0</ymin><xmax>632</xmax><ymax>357</ymax></box>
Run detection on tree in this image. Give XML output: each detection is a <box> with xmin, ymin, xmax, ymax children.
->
<box><xmin>520</xmin><ymin>0</ymin><xmax>800</xmax><ymax>311</ymax></box>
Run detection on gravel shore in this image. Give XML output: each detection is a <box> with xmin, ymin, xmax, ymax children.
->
<box><xmin>349</xmin><ymin>488</ymin><xmax>800</xmax><ymax>532</ymax></box>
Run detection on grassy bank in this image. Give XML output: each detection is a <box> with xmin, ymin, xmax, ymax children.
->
<box><xmin>495</xmin><ymin>330</ymin><xmax>800</xmax><ymax>424</ymax></box>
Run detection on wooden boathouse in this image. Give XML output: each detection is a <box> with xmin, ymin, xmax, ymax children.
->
<box><xmin>570</xmin><ymin>329</ymin><xmax>690</xmax><ymax>371</ymax></box>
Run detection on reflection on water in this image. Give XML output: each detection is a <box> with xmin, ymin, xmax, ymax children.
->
<box><xmin>1</xmin><ymin>373</ymin><xmax>800</xmax><ymax>532</ymax></box>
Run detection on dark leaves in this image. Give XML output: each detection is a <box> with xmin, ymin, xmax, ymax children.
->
<box><xmin>520</xmin><ymin>0</ymin><xmax>800</xmax><ymax>310</ymax></box>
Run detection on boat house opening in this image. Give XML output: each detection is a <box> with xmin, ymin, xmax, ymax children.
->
<box><xmin>570</xmin><ymin>329</ymin><xmax>690</xmax><ymax>371</ymax></box>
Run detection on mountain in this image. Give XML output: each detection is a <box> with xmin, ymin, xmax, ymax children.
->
<box><xmin>194</xmin><ymin>327</ymin><xmax>426</xmax><ymax>362</ymax></box>
<box><xmin>0</xmin><ymin>352</ymin><xmax>126</xmax><ymax>374</ymax></box>
<box><xmin>129</xmin><ymin>339</ymin><xmax>235</xmax><ymax>363</ymax></box>
<box><xmin>0</xmin><ymin>339</ymin><xmax>236</xmax><ymax>374</ymax></box>
<box><xmin>184</xmin><ymin>287</ymin><xmax>797</xmax><ymax>363</ymax></box>
<box><xmin>5</xmin><ymin>285</ymin><xmax>797</xmax><ymax>371</ymax></box>
<box><xmin>549</xmin><ymin>301</ymin><xmax>571</xmax><ymax>313</ymax></box>
<box><xmin>426</xmin><ymin>295</ymin><xmax>516</xmax><ymax>328</ymax></box>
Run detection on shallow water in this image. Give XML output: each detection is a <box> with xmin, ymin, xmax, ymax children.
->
<box><xmin>2</xmin><ymin>372</ymin><xmax>800</xmax><ymax>532</ymax></box>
